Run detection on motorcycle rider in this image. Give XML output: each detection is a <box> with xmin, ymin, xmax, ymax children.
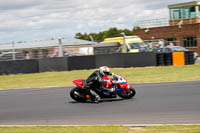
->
<box><xmin>85</xmin><ymin>66</ymin><xmax>113</xmax><ymax>103</ymax></box>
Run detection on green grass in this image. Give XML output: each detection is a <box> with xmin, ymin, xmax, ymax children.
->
<box><xmin>132</xmin><ymin>125</ymin><xmax>200</xmax><ymax>133</ymax></box>
<box><xmin>0</xmin><ymin>126</ymin><xmax>126</xmax><ymax>133</ymax></box>
<box><xmin>0</xmin><ymin>65</ymin><xmax>200</xmax><ymax>89</ymax></box>
<box><xmin>0</xmin><ymin>125</ymin><xmax>200</xmax><ymax>133</ymax></box>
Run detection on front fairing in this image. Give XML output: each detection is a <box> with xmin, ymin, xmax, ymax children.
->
<box><xmin>112</xmin><ymin>75</ymin><xmax>127</xmax><ymax>84</ymax></box>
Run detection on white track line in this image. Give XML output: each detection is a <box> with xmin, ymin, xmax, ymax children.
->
<box><xmin>0</xmin><ymin>124</ymin><xmax>200</xmax><ymax>127</ymax></box>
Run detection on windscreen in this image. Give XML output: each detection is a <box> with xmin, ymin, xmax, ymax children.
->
<box><xmin>129</xmin><ymin>43</ymin><xmax>144</xmax><ymax>49</ymax></box>
<box><xmin>170</xmin><ymin>46</ymin><xmax>188</xmax><ymax>51</ymax></box>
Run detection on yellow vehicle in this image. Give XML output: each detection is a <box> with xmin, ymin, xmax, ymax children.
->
<box><xmin>104</xmin><ymin>36</ymin><xmax>144</xmax><ymax>53</ymax></box>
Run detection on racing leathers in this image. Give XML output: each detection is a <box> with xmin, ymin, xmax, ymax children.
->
<box><xmin>85</xmin><ymin>70</ymin><xmax>112</xmax><ymax>102</ymax></box>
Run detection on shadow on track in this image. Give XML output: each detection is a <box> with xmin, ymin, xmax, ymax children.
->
<box><xmin>68</xmin><ymin>98</ymin><xmax>133</xmax><ymax>104</ymax></box>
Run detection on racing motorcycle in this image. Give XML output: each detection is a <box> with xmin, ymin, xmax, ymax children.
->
<box><xmin>70</xmin><ymin>74</ymin><xmax>136</xmax><ymax>102</ymax></box>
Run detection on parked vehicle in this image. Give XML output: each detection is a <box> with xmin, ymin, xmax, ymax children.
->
<box><xmin>104</xmin><ymin>36</ymin><xmax>145</xmax><ymax>53</ymax></box>
<box><xmin>93</xmin><ymin>42</ymin><xmax>122</xmax><ymax>55</ymax></box>
<box><xmin>48</xmin><ymin>50</ymin><xmax>85</xmax><ymax>58</ymax></box>
<box><xmin>70</xmin><ymin>74</ymin><xmax>136</xmax><ymax>103</ymax></box>
<box><xmin>153</xmin><ymin>46</ymin><xmax>198</xmax><ymax>60</ymax></box>
<box><xmin>63</xmin><ymin>50</ymin><xmax>85</xmax><ymax>56</ymax></box>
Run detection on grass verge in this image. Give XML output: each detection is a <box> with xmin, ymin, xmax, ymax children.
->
<box><xmin>0</xmin><ymin>125</ymin><xmax>200</xmax><ymax>133</ymax></box>
<box><xmin>0</xmin><ymin>65</ymin><xmax>200</xmax><ymax>89</ymax></box>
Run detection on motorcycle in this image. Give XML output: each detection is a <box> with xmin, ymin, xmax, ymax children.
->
<box><xmin>70</xmin><ymin>74</ymin><xmax>136</xmax><ymax>102</ymax></box>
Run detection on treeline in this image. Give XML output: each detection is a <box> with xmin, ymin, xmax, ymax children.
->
<box><xmin>74</xmin><ymin>27</ymin><xmax>133</xmax><ymax>42</ymax></box>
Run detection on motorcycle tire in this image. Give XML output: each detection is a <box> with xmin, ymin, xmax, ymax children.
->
<box><xmin>70</xmin><ymin>87</ymin><xmax>86</xmax><ymax>102</ymax></box>
<box><xmin>118</xmin><ymin>87</ymin><xmax>136</xmax><ymax>99</ymax></box>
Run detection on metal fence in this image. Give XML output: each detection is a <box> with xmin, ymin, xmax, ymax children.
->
<box><xmin>134</xmin><ymin>17</ymin><xmax>200</xmax><ymax>29</ymax></box>
<box><xmin>0</xmin><ymin>40</ymin><xmax>182</xmax><ymax>61</ymax></box>
<box><xmin>144</xmin><ymin>39</ymin><xmax>180</xmax><ymax>47</ymax></box>
<box><xmin>0</xmin><ymin>38</ymin><xmax>96</xmax><ymax>61</ymax></box>
<box><xmin>134</xmin><ymin>18</ymin><xmax>169</xmax><ymax>29</ymax></box>
<box><xmin>0</xmin><ymin>46</ymin><xmax>93</xmax><ymax>61</ymax></box>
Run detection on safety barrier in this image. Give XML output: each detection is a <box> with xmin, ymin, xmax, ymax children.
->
<box><xmin>172</xmin><ymin>52</ymin><xmax>185</xmax><ymax>66</ymax></box>
<box><xmin>124</xmin><ymin>52</ymin><xmax>157</xmax><ymax>67</ymax></box>
<box><xmin>156</xmin><ymin>52</ymin><xmax>172</xmax><ymax>66</ymax></box>
<box><xmin>68</xmin><ymin>56</ymin><xmax>96</xmax><ymax>70</ymax></box>
<box><xmin>0</xmin><ymin>59</ymin><xmax>38</xmax><ymax>75</ymax></box>
<box><xmin>95</xmin><ymin>52</ymin><xmax>156</xmax><ymax>68</ymax></box>
<box><xmin>156</xmin><ymin>51</ymin><xmax>195</xmax><ymax>66</ymax></box>
<box><xmin>184</xmin><ymin>51</ymin><xmax>195</xmax><ymax>65</ymax></box>
<box><xmin>38</xmin><ymin>57</ymin><xmax>68</xmax><ymax>72</ymax></box>
<box><xmin>0</xmin><ymin>52</ymin><xmax>195</xmax><ymax>75</ymax></box>
<box><xmin>156</xmin><ymin>53</ymin><xmax>165</xmax><ymax>66</ymax></box>
<box><xmin>95</xmin><ymin>53</ymin><xmax>125</xmax><ymax>68</ymax></box>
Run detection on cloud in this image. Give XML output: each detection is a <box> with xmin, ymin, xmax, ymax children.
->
<box><xmin>0</xmin><ymin>0</ymin><xmax>41</xmax><ymax>11</ymax></box>
<box><xmin>0</xmin><ymin>0</ymin><xmax>194</xmax><ymax>43</ymax></box>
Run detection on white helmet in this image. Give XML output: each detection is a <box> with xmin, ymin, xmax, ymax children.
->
<box><xmin>99</xmin><ymin>66</ymin><xmax>110</xmax><ymax>76</ymax></box>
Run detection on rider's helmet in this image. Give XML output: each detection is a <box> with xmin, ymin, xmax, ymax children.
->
<box><xmin>99</xmin><ymin>66</ymin><xmax>110</xmax><ymax>76</ymax></box>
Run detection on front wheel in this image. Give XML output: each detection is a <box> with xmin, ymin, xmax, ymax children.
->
<box><xmin>70</xmin><ymin>87</ymin><xmax>86</xmax><ymax>102</ymax></box>
<box><xmin>118</xmin><ymin>87</ymin><xmax>136</xmax><ymax>99</ymax></box>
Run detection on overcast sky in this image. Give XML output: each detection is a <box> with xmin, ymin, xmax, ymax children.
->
<box><xmin>0</xmin><ymin>0</ymin><xmax>193</xmax><ymax>43</ymax></box>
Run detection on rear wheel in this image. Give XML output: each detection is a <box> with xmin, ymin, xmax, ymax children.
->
<box><xmin>70</xmin><ymin>87</ymin><xmax>86</xmax><ymax>102</ymax></box>
<box><xmin>118</xmin><ymin>87</ymin><xmax>136</xmax><ymax>99</ymax></box>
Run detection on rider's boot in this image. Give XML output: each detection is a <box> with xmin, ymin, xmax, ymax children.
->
<box><xmin>90</xmin><ymin>90</ymin><xmax>100</xmax><ymax>103</ymax></box>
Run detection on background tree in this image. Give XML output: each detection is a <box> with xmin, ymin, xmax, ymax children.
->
<box><xmin>74</xmin><ymin>27</ymin><xmax>133</xmax><ymax>42</ymax></box>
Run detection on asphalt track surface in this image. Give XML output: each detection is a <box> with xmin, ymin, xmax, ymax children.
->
<box><xmin>0</xmin><ymin>81</ymin><xmax>200</xmax><ymax>125</ymax></box>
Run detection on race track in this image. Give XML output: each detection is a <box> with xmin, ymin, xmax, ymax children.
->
<box><xmin>0</xmin><ymin>81</ymin><xmax>200</xmax><ymax>125</ymax></box>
